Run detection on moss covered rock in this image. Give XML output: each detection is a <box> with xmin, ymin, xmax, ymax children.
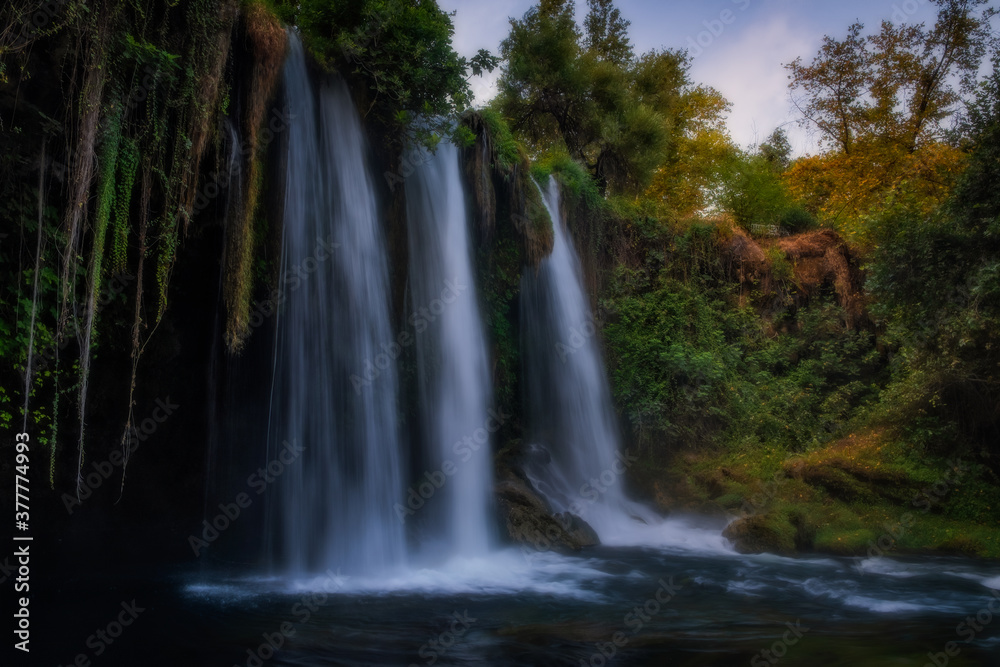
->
<box><xmin>722</xmin><ymin>510</ymin><xmax>815</xmax><ymax>555</ymax></box>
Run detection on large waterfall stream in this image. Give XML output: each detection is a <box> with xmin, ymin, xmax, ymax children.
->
<box><xmin>264</xmin><ymin>36</ymin><xmax>497</xmax><ymax>576</ymax></box>
<box><xmin>266</xmin><ymin>35</ymin><xmax>406</xmax><ymax>575</ymax></box>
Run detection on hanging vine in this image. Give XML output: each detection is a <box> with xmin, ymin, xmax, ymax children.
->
<box><xmin>2</xmin><ymin>0</ymin><xmax>245</xmax><ymax>497</ymax></box>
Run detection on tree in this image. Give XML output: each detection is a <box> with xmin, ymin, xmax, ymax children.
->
<box><xmin>716</xmin><ymin>152</ymin><xmax>791</xmax><ymax>233</ymax></box>
<box><xmin>759</xmin><ymin>128</ymin><xmax>792</xmax><ymax>171</ymax></box>
<box><xmin>496</xmin><ymin>0</ymin><xmax>586</xmax><ymax>154</ymax></box>
<box><xmin>644</xmin><ymin>85</ymin><xmax>734</xmax><ymax>219</ymax></box>
<box><xmin>865</xmin><ymin>49</ymin><xmax>1000</xmax><ymax>462</ymax></box>
<box><xmin>786</xmin><ymin>21</ymin><xmax>869</xmax><ymax>154</ymax></box>
<box><xmin>786</xmin><ymin>0</ymin><xmax>997</xmax><ymax>154</ymax></box>
<box><xmin>783</xmin><ymin>0</ymin><xmax>992</xmax><ymax>234</ymax></box>
<box><xmin>281</xmin><ymin>0</ymin><xmax>497</xmax><ymax>142</ymax></box>
<box><xmin>497</xmin><ymin>0</ymin><xmax>703</xmax><ymax>195</ymax></box>
<box><xmin>584</xmin><ymin>0</ymin><xmax>632</xmax><ymax>66</ymax></box>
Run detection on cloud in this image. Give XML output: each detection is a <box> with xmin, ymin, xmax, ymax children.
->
<box><xmin>688</xmin><ymin>11</ymin><xmax>818</xmax><ymax>154</ymax></box>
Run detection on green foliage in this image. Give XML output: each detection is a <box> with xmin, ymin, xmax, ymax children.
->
<box><xmin>779</xmin><ymin>205</ymin><xmax>817</xmax><ymax>234</ymax></box>
<box><xmin>496</xmin><ymin>0</ymin><xmax>683</xmax><ymax>194</ymax></box>
<box><xmin>865</xmin><ymin>52</ymin><xmax>1000</xmax><ymax>449</ymax></box>
<box><xmin>532</xmin><ymin>152</ymin><xmax>602</xmax><ymax>211</ymax></box>
<box><xmin>451</xmin><ymin>123</ymin><xmax>476</xmax><ymax>149</ymax></box>
<box><xmin>520</xmin><ymin>169</ymin><xmax>554</xmax><ymax>244</ymax></box>
<box><xmin>280</xmin><ymin>0</ymin><xmax>493</xmax><ymax>143</ymax></box>
<box><xmin>496</xmin><ymin>0</ymin><xmax>584</xmax><ymax>147</ymax></box>
<box><xmin>763</xmin><ymin>246</ymin><xmax>793</xmax><ymax>283</ymax></box>
<box><xmin>477</xmin><ymin>108</ymin><xmax>520</xmax><ymax>170</ymax></box>
<box><xmin>603</xmin><ymin>218</ymin><xmax>884</xmax><ymax>455</ymax></box>
<box><xmin>122</xmin><ymin>33</ymin><xmax>182</xmax><ymax>72</ymax></box>
<box><xmin>716</xmin><ymin>151</ymin><xmax>791</xmax><ymax>232</ymax></box>
<box><xmin>93</xmin><ymin>104</ymin><xmax>123</xmax><ymax>278</ymax></box>
<box><xmin>0</xmin><ymin>188</ymin><xmax>61</xmax><ymax>364</ymax></box>
<box><xmin>583</xmin><ymin>0</ymin><xmax>632</xmax><ymax>66</ymax></box>
<box><xmin>759</xmin><ymin>127</ymin><xmax>792</xmax><ymax>170</ymax></box>
<box><xmin>604</xmin><ymin>275</ymin><xmax>743</xmax><ymax>447</ymax></box>
<box><xmin>0</xmin><ymin>179</ymin><xmax>64</xmax><ymax>486</ymax></box>
<box><xmin>479</xmin><ymin>235</ymin><xmax>521</xmax><ymax>413</ymax></box>
<box><xmin>110</xmin><ymin>136</ymin><xmax>139</xmax><ymax>275</ymax></box>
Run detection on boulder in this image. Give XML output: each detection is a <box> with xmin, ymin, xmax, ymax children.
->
<box><xmin>495</xmin><ymin>477</ymin><xmax>600</xmax><ymax>553</ymax></box>
<box><xmin>722</xmin><ymin>511</ymin><xmax>814</xmax><ymax>555</ymax></box>
<box><xmin>554</xmin><ymin>511</ymin><xmax>600</xmax><ymax>547</ymax></box>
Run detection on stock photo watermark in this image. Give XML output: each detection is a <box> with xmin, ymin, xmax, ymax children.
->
<box><xmin>737</xmin><ymin>454</ymin><xmax>806</xmax><ymax>518</ymax></box>
<box><xmin>751</xmin><ymin>620</ymin><xmax>809</xmax><ymax>666</ymax></box>
<box><xmin>891</xmin><ymin>0</ymin><xmax>930</xmax><ymax>24</ymax></box>
<box><xmin>192</xmin><ymin>107</ymin><xmax>294</xmax><ymax>215</ymax></box>
<box><xmin>245</xmin><ymin>233</ymin><xmax>341</xmax><ymax>332</ymax></box>
<box><xmin>555</xmin><ymin>317</ymin><xmax>597</xmax><ymax>363</ymax></box>
<box><xmin>351</xmin><ymin>278</ymin><xmax>469</xmax><ymax>395</ymax></box>
<box><xmin>578</xmin><ymin>576</ymin><xmax>681</xmax><ymax>666</ymax></box>
<box><xmin>27</xmin><ymin>272</ymin><xmax>134</xmax><ymax>379</ymax></box>
<box><xmin>234</xmin><ymin>568</ymin><xmax>350</xmax><ymax>667</ymax></box>
<box><xmin>189</xmin><ymin>439</ymin><xmax>305</xmax><ymax>556</ymax></box>
<box><xmin>409</xmin><ymin>611</ymin><xmax>477</xmax><ymax>667</ymax></box>
<box><xmin>686</xmin><ymin>0</ymin><xmax>751</xmax><ymax>59</ymax></box>
<box><xmin>857</xmin><ymin>457</ymin><xmax>970</xmax><ymax>571</ymax></box>
<box><xmin>519</xmin><ymin>449</ymin><xmax>638</xmax><ymax>562</ymax></box>
<box><xmin>62</xmin><ymin>397</ymin><xmax>179</xmax><ymax>514</ymax></box>
<box><xmin>10</xmin><ymin>0</ymin><xmax>70</xmax><ymax>50</ymax></box>
<box><xmin>394</xmin><ymin>408</ymin><xmax>510</xmax><ymax>523</ymax></box>
<box><xmin>924</xmin><ymin>587</ymin><xmax>1000</xmax><ymax>667</ymax></box>
<box><xmin>384</xmin><ymin>146</ymin><xmax>436</xmax><ymax>192</ymax></box>
<box><xmin>55</xmin><ymin>600</ymin><xmax>145</xmax><ymax>666</ymax></box>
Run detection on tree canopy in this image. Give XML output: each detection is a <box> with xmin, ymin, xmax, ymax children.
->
<box><xmin>495</xmin><ymin>0</ymin><xmax>699</xmax><ymax>195</ymax></box>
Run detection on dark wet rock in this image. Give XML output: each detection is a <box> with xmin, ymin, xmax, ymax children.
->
<box><xmin>494</xmin><ymin>477</ymin><xmax>600</xmax><ymax>553</ymax></box>
<box><xmin>554</xmin><ymin>512</ymin><xmax>600</xmax><ymax>547</ymax></box>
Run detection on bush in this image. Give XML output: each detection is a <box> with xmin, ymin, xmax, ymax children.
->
<box><xmin>780</xmin><ymin>206</ymin><xmax>816</xmax><ymax>234</ymax></box>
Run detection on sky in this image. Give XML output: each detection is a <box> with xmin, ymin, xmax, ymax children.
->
<box><xmin>437</xmin><ymin>0</ymin><xmax>946</xmax><ymax>156</ymax></box>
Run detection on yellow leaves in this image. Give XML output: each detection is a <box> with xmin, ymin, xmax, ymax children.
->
<box><xmin>784</xmin><ymin>140</ymin><xmax>966</xmax><ymax>249</ymax></box>
<box><xmin>642</xmin><ymin>86</ymin><xmax>737</xmax><ymax>217</ymax></box>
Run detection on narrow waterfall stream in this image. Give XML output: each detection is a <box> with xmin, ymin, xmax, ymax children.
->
<box><xmin>405</xmin><ymin>141</ymin><xmax>494</xmax><ymax>559</ymax></box>
<box><xmin>521</xmin><ymin>177</ymin><xmax>725</xmax><ymax>548</ymax></box>
<box><xmin>266</xmin><ymin>34</ymin><xmax>406</xmax><ymax>575</ymax></box>
<box><xmin>520</xmin><ymin>176</ymin><xmax>634</xmax><ymax>535</ymax></box>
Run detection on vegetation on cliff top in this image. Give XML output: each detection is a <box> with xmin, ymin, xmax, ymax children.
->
<box><xmin>494</xmin><ymin>0</ymin><xmax>1000</xmax><ymax>556</ymax></box>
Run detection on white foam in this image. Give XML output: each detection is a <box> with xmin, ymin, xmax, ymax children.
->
<box><xmin>842</xmin><ymin>595</ymin><xmax>927</xmax><ymax>614</ymax></box>
<box><xmin>185</xmin><ymin>549</ymin><xmax>617</xmax><ymax>602</ymax></box>
<box><xmin>725</xmin><ymin>579</ymin><xmax>769</xmax><ymax>597</ymax></box>
<box><xmin>853</xmin><ymin>557</ymin><xmax>924</xmax><ymax>578</ymax></box>
<box><xmin>590</xmin><ymin>509</ymin><xmax>736</xmax><ymax>555</ymax></box>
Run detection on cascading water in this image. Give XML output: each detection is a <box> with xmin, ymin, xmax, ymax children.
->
<box><xmin>521</xmin><ymin>177</ymin><xmax>680</xmax><ymax>544</ymax></box>
<box><xmin>405</xmin><ymin>142</ymin><xmax>494</xmax><ymax>559</ymax></box>
<box><xmin>221</xmin><ymin>116</ymin><xmax>242</xmax><ymax>223</ymax></box>
<box><xmin>266</xmin><ymin>33</ymin><xmax>405</xmax><ymax>575</ymax></box>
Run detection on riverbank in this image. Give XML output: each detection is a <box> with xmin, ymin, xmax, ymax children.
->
<box><xmin>631</xmin><ymin>427</ymin><xmax>1000</xmax><ymax>560</ymax></box>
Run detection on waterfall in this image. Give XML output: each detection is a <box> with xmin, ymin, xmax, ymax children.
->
<box><xmin>521</xmin><ymin>176</ymin><xmax>660</xmax><ymax>539</ymax></box>
<box><xmin>405</xmin><ymin>142</ymin><xmax>494</xmax><ymax>558</ymax></box>
<box><xmin>221</xmin><ymin>116</ymin><xmax>242</xmax><ymax>224</ymax></box>
<box><xmin>267</xmin><ymin>33</ymin><xmax>405</xmax><ymax>575</ymax></box>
